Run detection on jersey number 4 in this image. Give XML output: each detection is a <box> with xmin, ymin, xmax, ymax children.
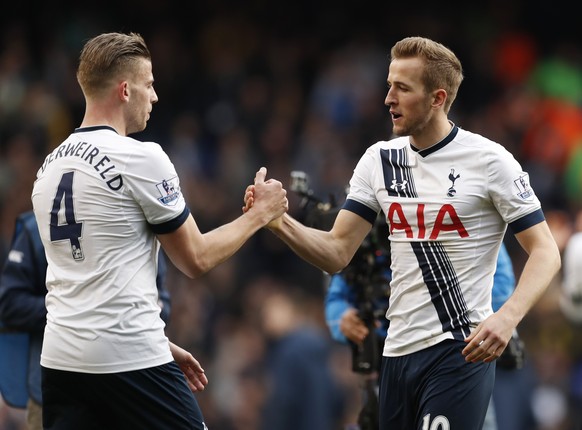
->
<box><xmin>50</xmin><ymin>171</ymin><xmax>84</xmax><ymax>261</ymax></box>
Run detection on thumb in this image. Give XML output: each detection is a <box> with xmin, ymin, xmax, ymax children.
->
<box><xmin>254</xmin><ymin>167</ymin><xmax>267</xmax><ymax>185</ymax></box>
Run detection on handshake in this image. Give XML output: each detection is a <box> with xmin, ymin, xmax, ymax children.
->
<box><xmin>241</xmin><ymin>167</ymin><xmax>288</xmax><ymax>229</ymax></box>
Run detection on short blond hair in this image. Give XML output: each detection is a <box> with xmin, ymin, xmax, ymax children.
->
<box><xmin>391</xmin><ymin>37</ymin><xmax>463</xmax><ymax>113</ymax></box>
<box><xmin>76</xmin><ymin>32</ymin><xmax>151</xmax><ymax>98</ymax></box>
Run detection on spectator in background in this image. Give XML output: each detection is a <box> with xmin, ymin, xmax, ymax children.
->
<box><xmin>258</xmin><ymin>282</ymin><xmax>345</xmax><ymax>430</ymax></box>
<box><xmin>560</xmin><ymin>210</ymin><xmax>582</xmax><ymax>325</ymax></box>
<box><xmin>0</xmin><ymin>211</ymin><xmax>171</xmax><ymax>430</ymax></box>
<box><xmin>559</xmin><ymin>210</ymin><xmax>582</xmax><ymax>430</ymax></box>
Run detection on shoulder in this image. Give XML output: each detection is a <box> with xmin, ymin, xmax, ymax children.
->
<box><xmin>87</xmin><ymin>129</ymin><xmax>165</xmax><ymax>156</ymax></box>
<box><xmin>112</xmin><ymin>134</ymin><xmax>165</xmax><ymax>155</ymax></box>
<box><xmin>360</xmin><ymin>137</ymin><xmax>408</xmax><ymax>162</ymax></box>
<box><xmin>110</xmin><ymin>137</ymin><xmax>174</xmax><ymax>178</ymax></box>
<box><xmin>454</xmin><ymin>128</ymin><xmax>522</xmax><ymax>174</ymax></box>
<box><xmin>126</xmin><ymin>138</ymin><xmax>170</xmax><ymax>163</ymax></box>
<box><xmin>369</xmin><ymin>136</ymin><xmax>408</xmax><ymax>151</ymax></box>
<box><xmin>454</xmin><ymin>128</ymin><xmax>511</xmax><ymax>155</ymax></box>
<box><xmin>455</xmin><ymin>128</ymin><xmax>499</xmax><ymax>148</ymax></box>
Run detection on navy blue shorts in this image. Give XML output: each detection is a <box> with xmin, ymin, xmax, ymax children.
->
<box><xmin>378</xmin><ymin>339</ymin><xmax>495</xmax><ymax>430</ymax></box>
<box><xmin>42</xmin><ymin>362</ymin><xmax>207</xmax><ymax>430</ymax></box>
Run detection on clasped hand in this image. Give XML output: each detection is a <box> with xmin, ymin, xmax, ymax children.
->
<box><xmin>242</xmin><ymin>167</ymin><xmax>287</xmax><ymax>227</ymax></box>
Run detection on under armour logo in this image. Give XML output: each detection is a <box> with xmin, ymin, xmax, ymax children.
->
<box><xmin>390</xmin><ymin>179</ymin><xmax>408</xmax><ymax>191</ymax></box>
<box><xmin>447</xmin><ymin>169</ymin><xmax>460</xmax><ymax>197</ymax></box>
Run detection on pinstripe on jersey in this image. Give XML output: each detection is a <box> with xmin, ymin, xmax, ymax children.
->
<box><xmin>381</xmin><ymin>147</ymin><xmax>418</xmax><ymax>198</ymax></box>
<box><xmin>412</xmin><ymin>241</ymin><xmax>471</xmax><ymax>340</ymax></box>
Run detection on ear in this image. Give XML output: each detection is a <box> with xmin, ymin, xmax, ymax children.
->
<box><xmin>117</xmin><ymin>81</ymin><xmax>130</xmax><ymax>102</ymax></box>
<box><xmin>432</xmin><ymin>89</ymin><xmax>447</xmax><ymax>109</ymax></box>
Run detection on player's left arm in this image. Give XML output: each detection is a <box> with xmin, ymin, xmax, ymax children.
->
<box><xmin>463</xmin><ymin>220</ymin><xmax>561</xmax><ymax>363</ymax></box>
<box><xmin>503</xmin><ymin>220</ymin><xmax>561</xmax><ymax>321</ymax></box>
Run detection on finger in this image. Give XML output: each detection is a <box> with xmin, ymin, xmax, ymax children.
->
<box><xmin>243</xmin><ymin>197</ymin><xmax>254</xmax><ymax>213</ymax></box>
<box><xmin>192</xmin><ymin>378</ymin><xmax>205</xmax><ymax>391</ymax></box>
<box><xmin>245</xmin><ymin>191</ymin><xmax>254</xmax><ymax>204</ymax></box>
<box><xmin>254</xmin><ymin>167</ymin><xmax>267</xmax><ymax>185</ymax></box>
<box><xmin>244</xmin><ymin>185</ymin><xmax>255</xmax><ymax>199</ymax></box>
<box><xmin>184</xmin><ymin>370</ymin><xmax>205</xmax><ymax>391</ymax></box>
<box><xmin>462</xmin><ymin>338</ymin><xmax>483</xmax><ymax>357</ymax></box>
<box><xmin>464</xmin><ymin>350</ymin><xmax>481</xmax><ymax>363</ymax></box>
<box><xmin>464</xmin><ymin>328</ymin><xmax>479</xmax><ymax>344</ymax></box>
<box><xmin>243</xmin><ymin>185</ymin><xmax>255</xmax><ymax>204</ymax></box>
<box><xmin>200</xmin><ymin>372</ymin><xmax>209</xmax><ymax>385</ymax></box>
<box><xmin>462</xmin><ymin>326</ymin><xmax>482</xmax><ymax>354</ymax></box>
<box><xmin>463</xmin><ymin>339</ymin><xmax>493</xmax><ymax>362</ymax></box>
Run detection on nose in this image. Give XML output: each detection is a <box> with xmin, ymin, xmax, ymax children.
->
<box><xmin>384</xmin><ymin>86</ymin><xmax>395</xmax><ymax>107</ymax></box>
<box><xmin>384</xmin><ymin>91</ymin><xmax>392</xmax><ymax>107</ymax></box>
<box><xmin>152</xmin><ymin>89</ymin><xmax>159</xmax><ymax>104</ymax></box>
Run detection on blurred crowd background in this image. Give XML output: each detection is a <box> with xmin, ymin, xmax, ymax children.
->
<box><xmin>1</xmin><ymin>1</ymin><xmax>582</xmax><ymax>429</ymax></box>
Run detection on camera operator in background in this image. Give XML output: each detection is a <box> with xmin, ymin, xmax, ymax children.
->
<box><xmin>324</xmin><ymin>217</ymin><xmax>390</xmax><ymax>430</ymax></box>
<box><xmin>290</xmin><ymin>171</ymin><xmax>388</xmax><ymax>429</ymax></box>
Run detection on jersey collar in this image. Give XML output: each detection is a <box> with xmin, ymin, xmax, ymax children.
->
<box><xmin>410</xmin><ymin>122</ymin><xmax>459</xmax><ymax>157</ymax></box>
<box><xmin>73</xmin><ymin>125</ymin><xmax>119</xmax><ymax>134</ymax></box>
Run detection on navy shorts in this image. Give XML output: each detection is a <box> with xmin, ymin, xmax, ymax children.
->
<box><xmin>42</xmin><ymin>362</ymin><xmax>207</xmax><ymax>430</ymax></box>
<box><xmin>378</xmin><ymin>339</ymin><xmax>495</xmax><ymax>430</ymax></box>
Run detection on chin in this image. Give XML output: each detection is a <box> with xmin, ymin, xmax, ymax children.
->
<box><xmin>391</xmin><ymin>125</ymin><xmax>405</xmax><ymax>137</ymax></box>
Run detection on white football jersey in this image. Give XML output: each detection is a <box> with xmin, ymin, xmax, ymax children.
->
<box><xmin>32</xmin><ymin>126</ymin><xmax>189</xmax><ymax>373</ymax></box>
<box><xmin>344</xmin><ymin>125</ymin><xmax>544</xmax><ymax>356</ymax></box>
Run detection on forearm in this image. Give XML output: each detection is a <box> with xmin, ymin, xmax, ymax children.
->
<box><xmin>161</xmin><ymin>212</ymin><xmax>266</xmax><ymax>278</ymax></box>
<box><xmin>162</xmin><ymin>168</ymin><xmax>287</xmax><ymax>278</ymax></box>
<box><xmin>268</xmin><ymin>213</ymin><xmax>352</xmax><ymax>274</ymax></box>
<box><xmin>498</xmin><ymin>236</ymin><xmax>561</xmax><ymax>325</ymax></box>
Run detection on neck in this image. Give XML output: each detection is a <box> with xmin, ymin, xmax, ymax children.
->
<box><xmin>80</xmin><ymin>102</ymin><xmax>126</xmax><ymax>136</ymax></box>
<box><xmin>409</xmin><ymin>117</ymin><xmax>453</xmax><ymax>150</ymax></box>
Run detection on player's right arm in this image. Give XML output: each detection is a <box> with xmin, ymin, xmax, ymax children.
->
<box><xmin>267</xmin><ymin>209</ymin><xmax>372</xmax><ymax>275</ymax></box>
<box><xmin>158</xmin><ymin>167</ymin><xmax>288</xmax><ymax>278</ymax></box>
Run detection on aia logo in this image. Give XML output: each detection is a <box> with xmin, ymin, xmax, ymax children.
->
<box><xmin>387</xmin><ymin>203</ymin><xmax>469</xmax><ymax>240</ymax></box>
